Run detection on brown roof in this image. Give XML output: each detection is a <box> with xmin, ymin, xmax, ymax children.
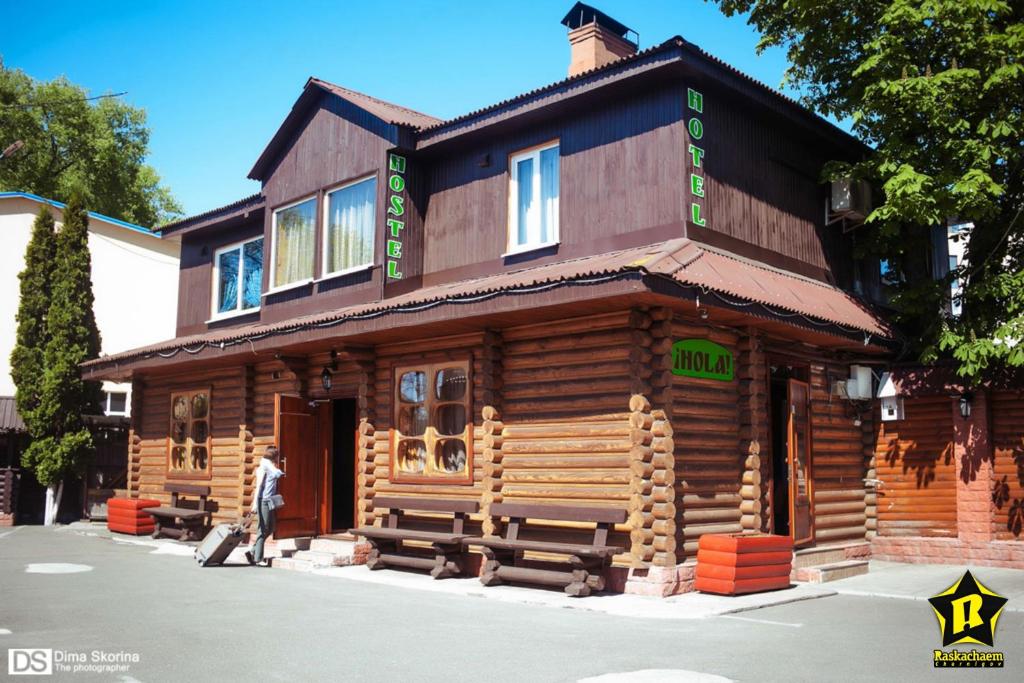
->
<box><xmin>0</xmin><ymin>397</ymin><xmax>26</xmax><ymax>433</ymax></box>
<box><xmin>83</xmin><ymin>239</ymin><xmax>892</xmax><ymax>370</ymax></box>
<box><xmin>308</xmin><ymin>78</ymin><xmax>441</xmax><ymax>130</ymax></box>
<box><xmin>159</xmin><ymin>193</ymin><xmax>265</xmax><ymax>235</ymax></box>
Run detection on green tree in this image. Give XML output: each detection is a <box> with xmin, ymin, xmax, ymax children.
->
<box><xmin>0</xmin><ymin>56</ymin><xmax>182</xmax><ymax>226</ymax></box>
<box><xmin>10</xmin><ymin>206</ymin><xmax>56</xmax><ymax>429</ymax></box>
<box><xmin>20</xmin><ymin>194</ymin><xmax>103</xmax><ymax>524</ymax></box>
<box><xmin>712</xmin><ymin>0</ymin><xmax>1024</xmax><ymax>379</ymax></box>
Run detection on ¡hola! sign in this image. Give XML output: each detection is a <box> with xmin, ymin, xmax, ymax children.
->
<box><xmin>671</xmin><ymin>339</ymin><xmax>733</xmax><ymax>381</ymax></box>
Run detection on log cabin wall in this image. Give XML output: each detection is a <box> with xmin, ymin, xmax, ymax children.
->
<box><xmin>991</xmin><ymin>391</ymin><xmax>1024</xmax><ymax>541</ymax></box>
<box><xmin>671</xmin><ymin>319</ymin><xmax>743</xmax><ymax>559</ymax></box>
<box><xmin>808</xmin><ymin>363</ymin><xmax>870</xmax><ymax>544</ymax></box>
<box><xmin>873</xmin><ymin>395</ymin><xmax>957</xmax><ymax>538</ymax></box>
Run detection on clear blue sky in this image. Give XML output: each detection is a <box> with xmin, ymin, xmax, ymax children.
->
<box><xmin>3</xmin><ymin>0</ymin><xmax>810</xmax><ymax>219</ymax></box>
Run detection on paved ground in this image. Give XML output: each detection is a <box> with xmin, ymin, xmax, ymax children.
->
<box><xmin>1</xmin><ymin>525</ymin><xmax>1023</xmax><ymax>682</ymax></box>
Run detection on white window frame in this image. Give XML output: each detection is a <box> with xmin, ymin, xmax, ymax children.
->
<box><xmin>210</xmin><ymin>236</ymin><xmax>263</xmax><ymax>321</ymax></box>
<box><xmin>320</xmin><ymin>174</ymin><xmax>377</xmax><ymax>280</ymax></box>
<box><xmin>507</xmin><ymin>141</ymin><xmax>560</xmax><ymax>255</ymax></box>
<box><xmin>269</xmin><ymin>195</ymin><xmax>317</xmax><ymax>291</ymax></box>
<box><xmin>104</xmin><ymin>390</ymin><xmax>129</xmax><ymax>416</ymax></box>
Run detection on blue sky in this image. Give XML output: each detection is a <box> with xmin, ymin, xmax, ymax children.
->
<box><xmin>3</xmin><ymin>0</ymin><xmax>806</xmax><ymax>219</ymax></box>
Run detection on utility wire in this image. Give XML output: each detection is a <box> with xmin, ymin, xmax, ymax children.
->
<box><xmin>0</xmin><ymin>91</ymin><xmax>127</xmax><ymax>109</ymax></box>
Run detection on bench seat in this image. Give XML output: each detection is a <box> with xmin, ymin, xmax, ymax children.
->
<box><xmin>351</xmin><ymin>527</ymin><xmax>470</xmax><ymax>545</ymax></box>
<box><xmin>144</xmin><ymin>484</ymin><xmax>211</xmax><ymax>541</ymax></box>
<box><xmin>144</xmin><ymin>506</ymin><xmax>209</xmax><ymax>521</ymax></box>
<box><xmin>469</xmin><ymin>537</ymin><xmax>623</xmax><ymax>558</ymax></box>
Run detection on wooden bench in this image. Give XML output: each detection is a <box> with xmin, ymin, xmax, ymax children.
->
<box><xmin>466</xmin><ymin>502</ymin><xmax>627</xmax><ymax>597</ymax></box>
<box><xmin>143</xmin><ymin>483</ymin><xmax>211</xmax><ymax>541</ymax></box>
<box><xmin>350</xmin><ymin>496</ymin><xmax>479</xmax><ymax>579</ymax></box>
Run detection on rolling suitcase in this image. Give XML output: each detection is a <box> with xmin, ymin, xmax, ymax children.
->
<box><xmin>194</xmin><ymin>516</ymin><xmax>249</xmax><ymax>567</ymax></box>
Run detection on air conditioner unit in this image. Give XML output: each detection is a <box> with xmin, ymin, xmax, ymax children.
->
<box><xmin>831</xmin><ymin>178</ymin><xmax>872</xmax><ymax>221</ymax></box>
<box><xmin>846</xmin><ymin>365</ymin><xmax>873</xmax><ymax>400</ymax></box>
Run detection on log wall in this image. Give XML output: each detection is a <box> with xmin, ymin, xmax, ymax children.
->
<box><xmin>874</xmin><ymin>395</ymin><xmax>957</xmax><ymax>537</ymax></box>
<box><xmin>991</xmin><ymin>391</ymin><xmax>1024</xmax><ymax>541</ymax></box>
<box><xmin>809</xmin><ymin>363</ymin><xmax>869</xmax><ymax>544</ymax></box>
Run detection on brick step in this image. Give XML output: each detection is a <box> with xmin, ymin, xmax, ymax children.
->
<box><xmin>273</xmin><ymin>537</ymin><xmax>312</xmax><ymax>552</ymax></box>
<box><xmin>269</xmin><ymin>557</ymin><xmax>315</xmax><ymax>572</ymax></box>
<box><xmin>793</xmin><ymin>560</ymin><xmax>869</xmax><ymax>583</ymax></box>
<box><xmin>292</xmin><ymin>549</ymin><xmax>354</xmax><ymax>567</ymax></box>
<box><xmin>792</xmin><ymin>543</ymin><xmax>865</xmax><ymax>569</ymax></box>
<box><xmin>309</xmin><ymin>538</ymin><xmax>359</xmax><ymax>556</ymax></box>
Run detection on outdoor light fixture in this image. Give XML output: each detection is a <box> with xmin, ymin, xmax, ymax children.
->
<box><xmin>959</xmin><ymin>392</ymin><xmax>973</xmax><ymax>419</ymax></box>
<box><xmin>321</xmin><ymin>366</ymin><xmax>333</xmax><ymax>392</ymax></box>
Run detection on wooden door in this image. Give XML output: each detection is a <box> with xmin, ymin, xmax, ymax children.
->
<box><xmin>788</xmin><ymin>380</ymin><xmax>814</xmax><ymax>546</ymax></box>
<box><xmin>274</xmin><ymin>394</ymin><xmax>318</xmax><ymax>538</ymax></box>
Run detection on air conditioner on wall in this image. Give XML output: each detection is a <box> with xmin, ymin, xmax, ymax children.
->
<box><xmin>846</xmin><ymin>365</ymin><xmax>873</xmax><ymax>400</ymax></box>
<box><xmin>830</xmin><ymin>178</ymin><xmax>872</xmax><ymax>222</ymax></box>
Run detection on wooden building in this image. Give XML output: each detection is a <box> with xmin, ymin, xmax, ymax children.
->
<box><xmin>84</xmin><ymin>5</ymin><xmax>923</xmax><ymax>592</ymax></box>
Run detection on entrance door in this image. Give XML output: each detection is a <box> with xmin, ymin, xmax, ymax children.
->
<box><xmin>787</xmin><ymin>379</ymin><xmax>814</xmax><ymax>545</ymax></box>
<box><xmin>274</xmin><ymin>394</ymin><xmax>319</xmax><ymax>538</ymax></box>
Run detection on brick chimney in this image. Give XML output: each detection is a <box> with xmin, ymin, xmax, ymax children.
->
<box><xmin>561</xmin><ymin>2</ymin><xmax>638</xmax><ymax>77</ymax></box>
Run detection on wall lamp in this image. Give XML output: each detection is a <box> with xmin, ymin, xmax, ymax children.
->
<box><xmin>321</xmin><ymin>350</ymin><xmax>339</xmax><ymax>392</ymax></box>
<box><xmin>958</xmin><ymin>392</ymin><xmax>973</xmax><ymax>419</ymax></box>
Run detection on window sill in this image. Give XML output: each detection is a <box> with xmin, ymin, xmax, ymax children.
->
<box><xmin>262</xmin><ymin>278</ymin><xmax>314</xmax><ymax>297</ymax></box>
<box><xmin>206</xmin><ymin>307</ymin><xmax>260</xmax><ymax>324</ymax></box>
<box><xmin>501</xmin><ymin>241</ymin><xmax>560</xmax><ymax>259</ymax></box>
<box><xmin>314</xmin><ymin>263</ymin><xmax>375</xmax><ymax>283</ymax></box>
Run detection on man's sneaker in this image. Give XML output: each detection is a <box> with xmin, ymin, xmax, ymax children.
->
<box><xmin>245</xmin><ymin>551</ymin><xmax>255</xmax><ymax>566</ymax></box>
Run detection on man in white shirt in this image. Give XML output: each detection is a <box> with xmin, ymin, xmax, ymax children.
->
<box><xmin>245</xmin><ymin>446</ymin><xmax>285</xmax><ymax>566</ymax></box>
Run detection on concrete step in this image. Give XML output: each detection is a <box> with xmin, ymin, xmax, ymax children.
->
<box><xmin>794</xmin><ymin>560</ymin><xmax>869</xmax><ymax>583</ymax></box>
<box><xmin>309</xmin><ymin>538</ymin><xmax>358</xmax><ymax>556</ymax></box>
<box><xmin>792</xmin><ymin>546</ymin><xmax>849</xmax><ymax>569</ymax></box>
<box><xmin>269</xmin><ymin>557</ymin><xmax>315</xmax><ymax>572</ymax></box>
<box><xmin>292</xmin><ymin>549</ymin><xmax>354</xmax><ymax>567</ymax></box>
<box><xmin>273</xmin><ymin>537</ymin><xmax>312</xmax><ymax>552</ymax></box>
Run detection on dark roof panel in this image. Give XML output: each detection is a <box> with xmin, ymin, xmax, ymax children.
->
<box><xmin>0</xmin><ymin>397</ymin><xmax>26</xmax><ymax>433</ymax></box>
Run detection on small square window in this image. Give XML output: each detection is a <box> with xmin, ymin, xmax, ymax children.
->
<box><xmin>105</xmin><ymin>391</ymin><xmax>128</xmax><ymax>415</ymax></box>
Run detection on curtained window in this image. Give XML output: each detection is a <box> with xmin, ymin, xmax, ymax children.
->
<box><xmin>324</xmin><ymin>176</ymin><xmax>376</xmax><ymax>276</ymax></box>
<box><xmin>168</xmin><ymin>389</ymin><xmax>211</xmax><ymax>477</ymax></box>
<box><xmin>214</xmin><ymin>237</ymin><xmax>263</xmax><ymax>317</ymax></box>
<box><xmin>272</xmin><ymin>197</ymin><xmax>317</xmax><ymax>288</ymax></box>
<box><xmin>509</xmin><ymin>141</ymin><xmax>559</xmax><ymax>253</ymax></box>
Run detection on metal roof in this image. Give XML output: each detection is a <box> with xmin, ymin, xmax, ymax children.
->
<box><xmin>82</xmin><ymin>239</ymin><xmax>892</xmax><ymax>370</ymax></box>
<box><xmin>0</xmin><ymin>397</ymin><xmax>26</xmax><ymax>433</ymax></box>
<box><xmin>0</xmin><ymin>192</ymin><xmax>156</xmax><ymax>236</ymax></box>
<box><xmin>158</xmin><ymin>193</ymin><xmax>265</xmax><ymax>235</ymax></box>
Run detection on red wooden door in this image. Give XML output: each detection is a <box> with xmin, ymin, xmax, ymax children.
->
<box><xmin>274</xmin><ymin>394</ymin><xmax>318</xmax><ymax>538</ymax></box>
<box><xmin>788</xmin><ymin>380</ymin><xmax>815</xmax><ymax>546</ymax></box>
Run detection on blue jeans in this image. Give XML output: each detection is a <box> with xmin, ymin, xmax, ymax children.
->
<box><xmin>252</xmin><ymin>499</ymin><xmax>276</xmax><ymax>563</ymax></box>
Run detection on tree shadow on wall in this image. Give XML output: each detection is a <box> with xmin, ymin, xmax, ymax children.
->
<box><xmin>882</xmin><ymin>435</ymin><xmax>939</xmax><ymax>488</ymax></box>
<box><xmin>960</xmin><ymin>420</ymin><xmax>994</xmax><ymax>485</ymax></box>
<box><xmin>991</xmin><ymin>438</ymin><xmax>1024</xmax><ymax>538</ymax></box>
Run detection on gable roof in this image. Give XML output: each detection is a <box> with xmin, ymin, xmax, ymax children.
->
<box><xmin>0</xmin><ymin>191</ymin><xmax>155</xmax><ymax>236</ymax></box>
<box><xmin>158</xmin><ymin>193</ymin><xmax>264</xmax><ymax>236</ymax></box>
<box><xmin>247</xmin><ymin>78</ymin><xmax>441</xmax><ymax>180</ymax></box>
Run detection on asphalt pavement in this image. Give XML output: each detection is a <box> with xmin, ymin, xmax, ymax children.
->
<box><xmin>1</xmin><ymin>524</ymin><xmax>1022</xmax><ymax>682</ymax></box>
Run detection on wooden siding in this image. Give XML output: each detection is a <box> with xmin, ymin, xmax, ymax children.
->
<box><xmin>808</xmin><ymin>363</ymin><xmax>868</xmax><ymax>544</ymax></box>
<box><xmin>874</xmin><ymin>396</ymin><xmax>957</xmax><ymax>537</ymax></box>
<box><xmin>991</xmin><ymin>391</ymin><xmax>1024</xmax><ymax>541</ymax></box>
<box><xmin>671</xmin><ymin>320</ymin><xmax>742</xmax><ymax>558</ymax></box>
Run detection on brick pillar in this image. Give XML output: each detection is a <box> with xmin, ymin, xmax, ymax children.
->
<box><xmin>953</xmin><ymin>391</ymin><xmax>994</xmax><ymax>543</ymax></box>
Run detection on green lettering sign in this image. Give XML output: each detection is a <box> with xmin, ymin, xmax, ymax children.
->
<box><xmin>389</xmin><ymin>174</ymin><xmax>405</xmax><ymax>193</ymax></box>
<box><xmin>690</xmin><ymin>173</ymin><xmax>705</xmax><ymax>198</ymax></box>
<box><xmin>691</xmin><ymin>203</ymin><xmax>706</xmax><ymax>227</ymax></box>
<box><xmin>386</xmin><ymin>239</ymin><xmax>402</xmax><ymax>258</ymax></box>
<box><xmin>387</xmin><ymin>218</ymin><xmax>405</xmax><ymax>237</ymax></box>
<box><xmin>388</xmin><ymin>195</ymin><xmax>405</xmax><ymax>216</ymax></box>
<box><xmin>671</xmin><ymin>339</ymin><xmax>733</xmax><ymax>381</ymax></box>
<box><xmin>688</xmin><ymin>143</ymin><xmax>704</xmax><ymax>168</ymax></box>
<box><xmin>688</xmin><ymin>117</ymin><xmax>704</xmax><ymax>140</ymax></box>
<box><xmin>388</xmin><ymin>153</ymin><xmax>406</xmax><ymax>173</ymax></box>
<box><xmin>687</xmin><ymin>88</ymin><xmax>703</xmax><ymax>114</ymax></box>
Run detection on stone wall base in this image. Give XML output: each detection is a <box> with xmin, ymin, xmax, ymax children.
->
<box><xmin>0</xmin><ymin>513</ymin><xmax>14</xmax><ymax>527</ymax></box>
<box><xmin>872</xmin><ymin>537</ymin><xmax>1024</xmax><ymax>569</ymax></box>
<box><xmin>623</xmin><ymin>562</ymin><xmax>697</xmax><ymax>597</ymax></box>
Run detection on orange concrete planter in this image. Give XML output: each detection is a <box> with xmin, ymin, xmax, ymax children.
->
<box><xmin>107</xmin><ymin>498</ymin><xmax>160</xmax><ymax>535</ymax></box>
<box><xmin>694</xmin><ymin>533</ymin><xmax>793</xmax><ymax>595</ymax></box>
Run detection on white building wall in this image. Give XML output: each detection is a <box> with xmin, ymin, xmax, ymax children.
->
<box><xmin>0</xmin><ymin>195</ymin><xmax>180</xmax><ymax>414</ymax></box>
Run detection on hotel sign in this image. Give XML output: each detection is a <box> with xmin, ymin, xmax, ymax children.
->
<box><xmin>672</xmin><ymin>339</ymin><xmax>733</xmax><ymax>381</ymax></box>
<box><xmin>687</xmin><ymin>88</ymin><xmax>707</xmax><ymax>228</ymax></box>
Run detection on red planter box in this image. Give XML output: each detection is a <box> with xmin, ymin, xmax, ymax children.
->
<box><xmin>107</xmin><ymin>498</ymin><xmax>160</xmax><ymax>535</ymax></box>
<box><xmin>694</xmin><ymin>533</ymin><xmax>793</xmax><ymax>596</ymax></box>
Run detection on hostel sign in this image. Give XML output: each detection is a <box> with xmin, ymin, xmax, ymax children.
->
<box><xmin>672</xmin><ymin>339</ymin><xmax>733</xmax><ymax>381</ymax></box>
<box><xmin>386</xmin><ymin>152</ymin><xmax>406</xmax><ymax>280</ymax></box>
<box><xmin>687</xmin><ymin>88</ymin><xmax>707</xmax><ymax>228</ymax></box>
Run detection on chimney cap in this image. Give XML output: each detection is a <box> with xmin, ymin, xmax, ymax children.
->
<box><xmin>561</xmin><ymin>2</ymin><xmax>633</xmax><ymax>39</ymax></box>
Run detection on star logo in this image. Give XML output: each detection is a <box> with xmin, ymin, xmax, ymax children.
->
<box><xmin>928</xmin><ymin>571</ymin><xmax>1008</xmax><ymax>647</ymax></box>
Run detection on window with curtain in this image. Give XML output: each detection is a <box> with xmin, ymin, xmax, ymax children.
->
<box><xmin>509</xmin><ymin>142</ymin><xmax>559</xmax><ymax>252</ymax></box>
<box><xmin>214</xmin><ymin>237</ymin><xmax>263</xmax><ymax>317</ymax></box>
<box><xmin>168</xmin><ymin>389</ymin><xmax>211</xmax><ymax>478</ymax></box>
<box><xmin>391</xmin><ymin>361</ymin><xmax>472</xmax><ymax>483</ymax></box>
<box><xmin>324</xmin><ymin>176</ymin><xmax>376</xmax><ymax>276</ymax></box>
<box><xmin>272</xmin><ymin>197</ymin><xmax>317</xmax><ymax>288</ymax></box>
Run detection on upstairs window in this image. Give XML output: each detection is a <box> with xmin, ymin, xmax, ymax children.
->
<box><xmin>508</xmin><ymin>142</ymin><xmax>559</xmax><ymax>253</ymax></box>
<box><xmin>323</xmin><ymin>176</ymin><xmax>376</xmax><ymax>277</ymax></box>
<box><xmin>213</xmin><ymin>237</ymin><xmax>263</xmax><ymax>317</ymax></box>
<box><xmin>391</xmin><ymin>361</ymin><xmax>472</xmax><ymax>483</ymax></box>
<box><xmin>271</xmin><ymin>197</ymin><xmax>316</xmax><ymax>289</ymax></box>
